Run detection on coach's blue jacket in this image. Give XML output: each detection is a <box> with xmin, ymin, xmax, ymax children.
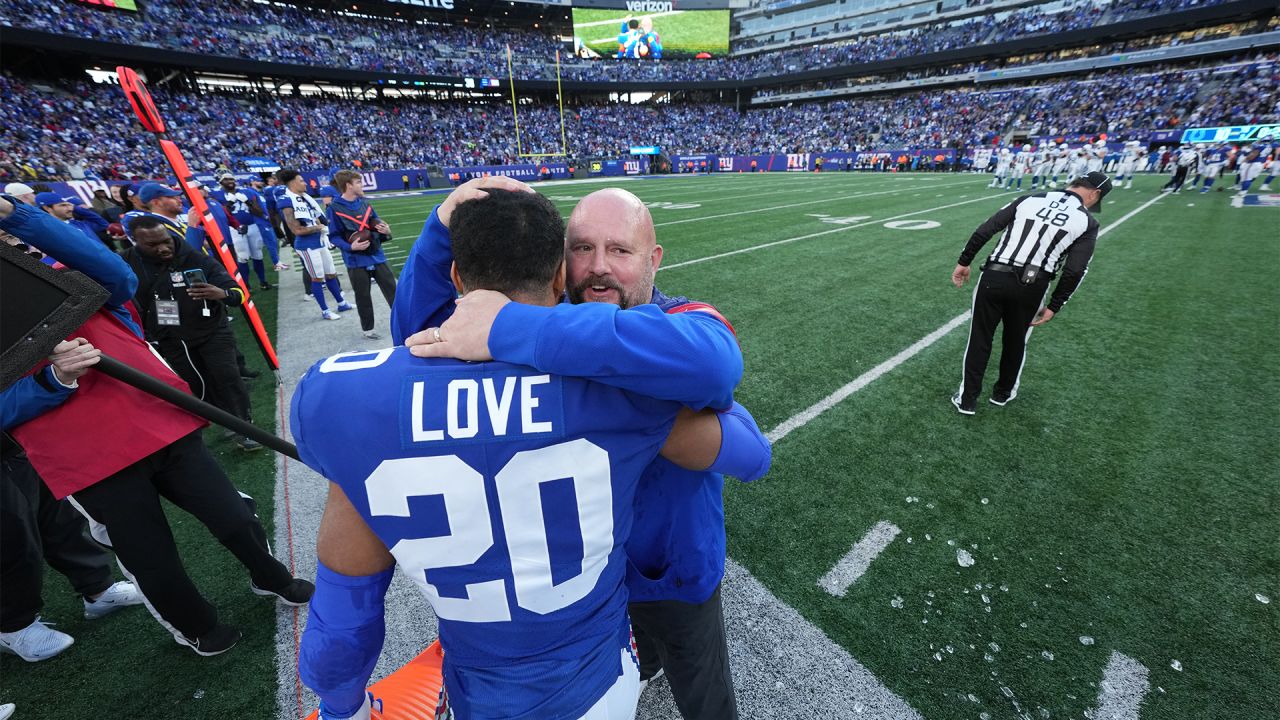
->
<box><xmin>391</xmin><ymin>206</ymin><xmax>748</xmax><ymax>604</ymax></box>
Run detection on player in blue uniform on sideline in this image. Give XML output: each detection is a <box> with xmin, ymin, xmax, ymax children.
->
<box><xmin>396</xmin><ymin>179</ymin><xmax>753</xmax><ymax>719</ymax></box>
<box><xmin>292</xmin><ymin>189</ymin><xmax>770</xmax><ymax>720</ymax></box>
<box><xmin>210</xmin><ymin>173</ymin><xmax>274</xmax><ymax>289</ymax></box>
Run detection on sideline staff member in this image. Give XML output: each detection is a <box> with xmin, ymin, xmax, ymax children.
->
<box><xmin>950</xmin><ymin>171</ymin><xmax>1111</xmax><ymax>414</ymax></box>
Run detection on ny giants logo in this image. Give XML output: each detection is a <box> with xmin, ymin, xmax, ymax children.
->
<box><xmin>360</xmin><ymin>173</ymin><xmax>378</xmax><ymax>190</ymax></box>
<box><xmin>65</xmin><ymin>179</ymin><xmax>110</xmax><ymax>205</ymax></box>
<box><xmin>626</xmin><ymin>1</ymin><xmax>674</xmax><ymax>12</ymax></box>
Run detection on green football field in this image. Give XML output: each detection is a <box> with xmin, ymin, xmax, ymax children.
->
<box><xmin>6</xmin><ymin>171</ymin><xmax>1277</xmax><ymax>719</ymax></box>
<box><xmin>573</xmin><ymin>8</ymin><xmax>730</xmax><ymax>58</ymax></box>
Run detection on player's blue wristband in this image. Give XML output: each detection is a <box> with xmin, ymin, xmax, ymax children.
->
<box><xmin>708</xmin><ymin>401</ymin><xmax>771</xmax><ymax>482</ymax></box>
<box><xmin>299</xmin><ymin>561</ymin><xmax>394</xmax><ymax>718</ymax></box>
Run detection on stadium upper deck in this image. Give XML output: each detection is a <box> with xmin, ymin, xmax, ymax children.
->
<box><xmin>1</xmin><ymin>0</ymin><xmax>1271</xmax><ymax>84</ymax></box>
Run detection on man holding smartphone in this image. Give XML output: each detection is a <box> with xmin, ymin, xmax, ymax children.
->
<box><xmin>122</xmin><ymin>216</ymin><xmax>261</xmax><ymax>451</ymax></box>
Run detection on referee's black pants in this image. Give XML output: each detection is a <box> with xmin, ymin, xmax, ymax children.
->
<box><xmin>346</xmin><ymin>262</ymin><xmax>397</xmax><ymax>332</ymax></box>
<box><xmin>1164</xmin><ymin>166</ymin><xmax>1189</xmax><ymax>191</ymax></box>
<box><xmin>69</xmin><ymin>431</ymin><xmax>291</xmax><ymax>640</ymax></box>
<box><xmin>1</xmin><ymin>453</ymin><xmax>114</xmax><ymax>632</ymax></box>
<box><xmin>630</xmin><ymin>584</ymin><xmax>738</xmax><ymax>720</ymax></box>
<box><xmin>960</xmin><ymin>270</ymin><xmax>1051</xmax><ymax>405</ymax></box>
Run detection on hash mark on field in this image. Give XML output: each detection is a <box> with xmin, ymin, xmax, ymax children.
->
<box><xmin>818</xmin><ymin>520</ymin><xmax>902</xmax><ymax>597</ymax></box>
<box><xmin>1091</xmin><ymin>651</ymin><xmax>1150</xmax><ymax>719</ymax></box>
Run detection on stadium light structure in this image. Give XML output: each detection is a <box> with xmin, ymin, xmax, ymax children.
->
<box><xmin>115</xmin><ymin>66</ymin><xmax>282</xmax><ymax>376</ymax></box>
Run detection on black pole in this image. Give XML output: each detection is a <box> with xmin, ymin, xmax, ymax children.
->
<box><xmin>94</xmin><ymin>354</ymin><xmax>299</xmax><ymax>461</ymax></box>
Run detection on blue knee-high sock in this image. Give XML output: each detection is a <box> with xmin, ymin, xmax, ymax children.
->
<box><xmin>311</xmin><ymin>282</ymin><xmax>329</xmax><ymax>311</ymax></box>
<box><xmin>1265</xmin><ymin>174</ymin><xmax>1276</xmax><ymax>186</ymax></box>
<box><xmin>238</xmin><ymin>261</ymin><xmax>250</xmax><ymax>281</ymax></box>
<box><xmin>1201</xmin><ymin>178</ymin><xmax>1215</xmax><ymax>192</ymax></box>
<box><xmin>1241</xmin><ymin>179</ymin><xmax>1254</xmax><ymax>192</ymax></box>
<box><xmin>252</xmin><ymin>258</ymin><xmax>267</xmax><ymax>284</ymax></box>
<box><xmin>325</xmin><ymin>277</ymin><xmax>346</xmax><ymax>304</ymax></box>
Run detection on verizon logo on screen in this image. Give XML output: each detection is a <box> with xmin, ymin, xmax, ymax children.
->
<box><xmin>626</xmin><ymin>1</ymin><xmax>674</xmax><ymax>12</ymax></box>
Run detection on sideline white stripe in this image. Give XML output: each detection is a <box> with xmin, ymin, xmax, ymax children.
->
<box><xmin>817</xmin><ymin>520</ymin><xmax>902</xmax><ymax>597</ymax></box>
<box><xmin>769</xmin><ymin>313</ymin><xmax>973</xmax><ymax>444</ymax></box>
<box><xmin>654</xmin><ymin>178</ymin><xmax>982</xmax><ymax>227</ymax></box>
<box><xmin>765</xmin><ymin>191</ymin><xmax>1164</xmax><ymax>443</ymax></box>
<box><xmin>661</xmin><ymin>192</ymin><xmax>999</xmax><ymax>272</ymax></box>
<box><xmin>1092</xmin><ymin>651</ymin><xmax>1150</xmax><ymax>719</ymax></box>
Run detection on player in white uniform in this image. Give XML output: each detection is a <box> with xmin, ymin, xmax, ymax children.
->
<box><xmin>1010</xmin><ymin>144</ymin><xmax>1034</xmax><ymax>190</ymax></box>
<box><xmin>1050</xmin><ymin>146</ymin><xmax>1072</xmax><ymax>186</ymax></box>
<box><xmin>990</xmin><ymin>147</ymin><xmax>1012</xmax><ymax>189</ymax></box>
<box><xmin>1030</xmin><ymin>141</ymin><xmax>1055</xmax><ymax>190</ymax></box>
<box><xmin>1070</xmin><ymin>148</ymin><xmax>1089</xmax><ymax>180</ymax></box>
<box><xmin>1085</xmin><ymin>140</ymin><xmax>1106</xmax><ymax>173</ymax></box>
<box><xmin>1114</xmin><ymin>141</ymin><xmax>1143</xmax><ymax>188</ymax></box>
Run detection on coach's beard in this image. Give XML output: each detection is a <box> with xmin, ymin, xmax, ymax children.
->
<box><xmin>570</xmin><ymin>274</ymin><xmax>632</xmax><ymax>308</ymax></box>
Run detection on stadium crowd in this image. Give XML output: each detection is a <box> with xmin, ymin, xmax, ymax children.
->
<box><xmin>1</xmin><ymin>0</ymin><xmax>1239</xmax><ymax>83</ymax></box>
<box><xmin>3</xmin><ymin>55</ymin><xmax>1276</xmax><ymax>182</ymax></box>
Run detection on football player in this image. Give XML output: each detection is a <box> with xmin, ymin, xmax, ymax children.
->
<box><xmin>210</xmin><ymin>173</ymin><xmax>273</xmax><ymax>289</ymax></box>
<box><xmin>1198</xmin><ymin>142</ymin><xmax>1229</xmax><ymax>193</ymax></box>
<box><xmin>293</xmin><ymin>189</ymin><xmax>770</xmax><ymax>720</ymax></box>
<box><xmin>1114</xmin><ymin>141</ymin><xmax>1143</xmax><ymax>189</ymax></box>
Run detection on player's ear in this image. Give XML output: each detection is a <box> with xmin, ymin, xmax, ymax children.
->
<box><xmin>449</xmin><ymin>262</ymin><xmax>466</xmax><ymax>294</ymax></box>
<box><xmin>551</xmin><ymin>259</ymin><xmax>567</xmax><ymax>298</ymax></box>
<box><xmin>651</xmin><ymin>243</ymin><xmax>663</xmax><ymax>271</ymax></box>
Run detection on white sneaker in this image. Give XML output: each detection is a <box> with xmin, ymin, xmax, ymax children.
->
<box><xmin>84</xmin><ymin>581</ymin><xmax>144</xmax><ymax>619</ymax></box>
<box><xmin>322</xmin><ymin>310</ymin><xmax>343</xmax><ymax>321</ymax></box>
<box><xmin>1262</xmin><ymin>184</ymin><xmax>1273</xmax><ymax>192</ymax></box>
<box><xmin>274</xmin><ymin>262</ymin><xmax>290</xmax><ymax>271</ymax></box>
<box><xmin>362</xmin><ymin>330</ymin><xmax>380</xmax><ymax>340</ymax></box>
<box><xmin>0</xmin><ymin>702</ymin><xmax>14</xmax><ymax>720</ymax></box>
<box><xmin>0</xmin><ymin>619</ymin><xmax>74</xmax><ymax>662</ymax></box>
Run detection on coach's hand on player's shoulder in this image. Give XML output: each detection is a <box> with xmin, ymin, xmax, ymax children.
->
<box><xmin>439</xmin><ymin>176</ymin><xmax>535</xmax><ymax>228</ymax></box>
<box><xmin>951</xmin><ymin>264</ymin><xmax>971</xmax><ymax>288</ymax></box>
<box><xmin>1030</xmin><ymin>308</ymin><xmax>1055</xmax><ymax>326</ymax></box>
<box><xmin>406</xmin><ymin>289</ymin><xmax>511</xmax><ymax>361</ymax></box>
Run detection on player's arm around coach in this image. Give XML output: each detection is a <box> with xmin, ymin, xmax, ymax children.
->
<box><xmin>948</xmin><ymin>173</ymin><xmax>1110</xmax><ymax>414</ymax></box>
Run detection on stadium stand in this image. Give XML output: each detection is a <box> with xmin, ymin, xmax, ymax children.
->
<box><xmin>1</xmin><ymin>0</ymin><xmax>1263</xmax><ymax>82</ymax></box>
<box><xmin>3</xmin><ymin>54</ymin><xmax>1276</xmax><ymax>182</ymax></box>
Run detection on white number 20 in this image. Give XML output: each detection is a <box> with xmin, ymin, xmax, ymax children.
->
<box><xmin>364</xmin><ymin>439</ymin><xmax>614</xmax><ymax>622</ymax></box>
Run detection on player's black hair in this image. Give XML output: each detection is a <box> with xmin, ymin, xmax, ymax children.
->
<box><xmin>128</xmin><ymin>214</ymin><xmax>168</xmax><ymax>235</ymax></box>
<box><xmin>275</xmin><ymin>168</ymin><xmax>301</xmax><ymax>185</ymax></box>
<box><xmin>628</xmin><ymin>18</ymin><xmax>639</xmax><ymax>28</ymax></box>
<box><xmin>451</xmin><ymin>189</ymin><xmax>564</xmax><ymax>297</ymax></box>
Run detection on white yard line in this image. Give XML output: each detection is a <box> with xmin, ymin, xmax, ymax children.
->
<box><xmin>769</xmin><ymin>312</ymin><xmax>973</xmax><ymax>444</ymax></box>
<box><xmin>817</xmin><ymin>521</ymin><xmax>902</xmax><ymax>597</ymax></box>
<box><xmin>660</xmin><ymin>191</ymin><xmax>998</xmax><ymax>272</ymax></box>
<box><xmin>763</xmin><ymin>191</ymin><xmax>1164</xmax><ymax>442</ymax></box>
<box><xmin>1092</xmin><ymin>651</ymin><xmax>1151</xmax><ymax>720</ymax></box>
<box><xmin>654</xmin><ymin>178</ymin><xmax>981</xmax><ymax>228</ymax></box>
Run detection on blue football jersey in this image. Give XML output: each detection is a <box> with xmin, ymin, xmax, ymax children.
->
<box><xmin>291</xmin><ymin>347</ymin><xmax>682</xmax><ymax>720</ymax></box>
<box><xmin>210</xmin><ymin>187</ymin><xmax>257</xmax><ymax>224</ymax></box>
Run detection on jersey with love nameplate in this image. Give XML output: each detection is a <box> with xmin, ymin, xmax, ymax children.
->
<box><xmin>291</xmin><ymin>347</ymin><xmax>681</xmax><ymax>720</ymax></box>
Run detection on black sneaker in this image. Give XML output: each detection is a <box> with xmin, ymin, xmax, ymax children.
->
<box><xmin>251</xmin><ymin>578</ymin><xmax>314</xmax><ymax>607</ymax></box>
<box><xmin>989</xmin><ymin>391</ymin><xmax>1017</xmax><ymax>406</ymax></box>
<box><xmin>259</xmin><ymin>282</ymin><xmax>273</xmax><ymax>291</ymax></box>
<box><xmin>179</xmin><ymin>623</ymin><xmax>241</xmax><ymax>657</ymax></box>
<box><xmin>951</xmin><ymin>393</ymin><xmax>976</xmax><ymax>416</ymax></box>
<box><xmin>240</xmin><ymin>368</ymin><xmax>260</xmax><ymax>380</ymax></box>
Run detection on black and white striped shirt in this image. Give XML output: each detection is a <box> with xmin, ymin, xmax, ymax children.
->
<box><xmin>958</xmin><ymin>190</ymin><xmax>1099</xmax><ymax>312</ymax></box>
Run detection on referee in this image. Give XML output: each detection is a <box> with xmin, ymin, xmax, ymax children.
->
<box><xmin>949</xmin><ymin>171</ymin><xmax>1111</xmax><ymax>414</ymax></box>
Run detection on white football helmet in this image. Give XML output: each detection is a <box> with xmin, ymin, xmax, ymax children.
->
<box><xmin>1022</xmin><ymin>144</ymin><xmax>1032</xmax><ymax>152</ymax></box>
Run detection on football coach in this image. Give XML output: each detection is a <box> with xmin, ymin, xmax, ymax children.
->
<box><xmin>949</xmin><ymin>171</ymin><xmax>1112</xmax><ymax>414</ymax></box>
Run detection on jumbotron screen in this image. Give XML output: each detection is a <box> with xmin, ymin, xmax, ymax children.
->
<box><xmin>73</xmin><ymin>0</ymin><xmax>139</xmax><ymax>10</ymax></box>
<box><xmin>572</xmin><ymin>8</ymin><xmax>730</xmax><ymax>60</ymax></box>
